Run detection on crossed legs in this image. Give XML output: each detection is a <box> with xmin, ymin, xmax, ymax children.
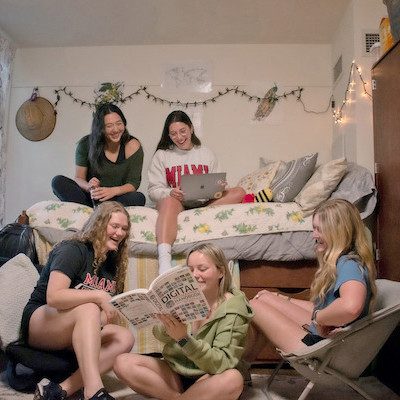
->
<box><xmin>113</xmin><ymin>353</ymin><xmax>243</xmax><ymax>400</ymax></box>
<box><xmin>28</xmin><ymin>302</ymin><xmax>135</xmax><ymax>399</ymax></box>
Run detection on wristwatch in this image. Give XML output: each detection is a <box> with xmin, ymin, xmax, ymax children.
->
<box><xmin>177</xmin><ymin>335</ymin><xmax>190</xmax><ymax>347</ymax></box>
<box><xmin>312</xmin><ymin>309</ymin><xmax>320</xmax><ymax>324</ymax></box>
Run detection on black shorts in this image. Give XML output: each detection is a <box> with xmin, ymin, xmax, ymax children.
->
<box><xmin>301</xmin><ymin>333</ymin><xmax>325</xmax><ymax>346</ymax></box>
<box><xmin>20</xmin><ymin>302</ymin><xmax>42</xmax><ymax>344</ymax></box>
<box><xmin>178</xmin><ymin>374</ymin><xmax>201</xmax><ymax>391</ymax></box>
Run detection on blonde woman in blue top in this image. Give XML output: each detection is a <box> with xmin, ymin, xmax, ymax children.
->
<box><xmin>244</xmin><ymin>198</ymin><xmax>377</xmax><ymax>359</ymax></box>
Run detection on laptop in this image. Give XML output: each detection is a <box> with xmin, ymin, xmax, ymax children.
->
<box><xmin>180</xmin><ymin>172</ymin><xmax>226</xmax><ymax>201</ymax></box>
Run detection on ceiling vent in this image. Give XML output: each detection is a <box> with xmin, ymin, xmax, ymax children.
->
<box><xmin>333</xmin><ymin>55</ymin><xmax>342</xmax><ymax>83</ymax></box>
<box><xmin>363</xmin><ymin>31</ymin><xmax>380</xmax><ymax>56</ymax></box>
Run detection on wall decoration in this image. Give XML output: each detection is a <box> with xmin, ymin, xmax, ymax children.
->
<box><xmin>51</xmin><ymin>59</ymin><xmax>371</xmax><ymax>124</ymax></box>
<box><xmin>15</xmin><ymin>88</ymin><xmax>57</xmax><ymax>142</ymax></box>
<box><xmin>253</xmin><ymin>85</ymin><xmax>278</xmax><ymax>121</ymax></box>
<box><xmin>94</xmin><ymin>82</ymin><xmax>125</xmax><ymax>106</ymax></box>
<box><xmin>162</xmin><ymin>61</ymin><xmax>212</xmax><ymax>93</ymax></box>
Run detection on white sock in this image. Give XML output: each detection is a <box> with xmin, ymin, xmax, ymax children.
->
<box><xmin>158</xmin><ymin>243</ymin><xmax>172</xmax><ymax>275</ymax></box>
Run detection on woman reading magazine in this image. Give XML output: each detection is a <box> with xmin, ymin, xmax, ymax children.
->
<box><xmin>113</xmin><ymin>242</ymin><xmax>253</xmax><ymax>400</ymax></box>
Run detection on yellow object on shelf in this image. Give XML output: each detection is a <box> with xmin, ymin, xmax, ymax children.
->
<box><xmin>380</xmin><ymin>17</ymin><xmax>395</xmax><ymax>54</ymax></box>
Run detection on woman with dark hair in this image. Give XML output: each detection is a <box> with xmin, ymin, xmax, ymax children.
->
<box><xmin>21</xmin><ymin>201</ymin><xmax>135</xmax><ymax>400</ymax></box>
<box><xmin>148</xmin><ymin>110</ymin><xmax>246</xmax><ymax>274</ymax></box>
<box><xmin>52</xmin><ymin>103</ymin><xmax>146</xmax><ymax>207</ymax></box>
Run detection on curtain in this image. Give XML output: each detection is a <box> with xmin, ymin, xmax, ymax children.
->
<box><xmin>0</xmin><ymin>34</ymin><xmax>16</xmax><ymax>226</ymax></box>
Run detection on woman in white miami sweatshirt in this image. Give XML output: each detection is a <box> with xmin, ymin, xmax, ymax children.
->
<box><xmin>148</xmin><ymin>110</ymin><xmax>245</xmax><ymax>274</ymax></box>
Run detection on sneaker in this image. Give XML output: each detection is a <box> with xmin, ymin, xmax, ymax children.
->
<box><xmin>81</xmin><ymin>388</ymin><xmax>115</xmax><ymax>400</ymax></box>
<box><xmin>33</xmin><ymin>378</ymin><xmax>67</xmax><ymax>400</ymax></box>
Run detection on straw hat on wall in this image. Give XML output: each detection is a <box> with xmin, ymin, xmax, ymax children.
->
<box><xmin>15</xmin><ymin>93</ymin><xmax>57</xmax><ymax>141</ymax></box>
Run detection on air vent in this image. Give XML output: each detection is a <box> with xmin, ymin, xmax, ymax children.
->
<box><xmin>363</xmin><ymin>32</ymin><xmax>380</xmax><ymax>56</ymax></box>
<box><xmin>333</xmin><ymin>55</ymin><xmax>342</xmax><ymax>83</ymax></box>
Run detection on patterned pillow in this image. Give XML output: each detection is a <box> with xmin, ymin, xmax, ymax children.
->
<box><xmin>237</xmin><ymin>161</ymin><xmax>281</xmax><ymax>194</ymax></box>
<box><xmin>294</xmin><ymin>157</ymin><xmax>348</xmax><ymax>216</ymax></box>
<box><xmin>0</xmin><ymin>254</ymin><xmax>39</xmax><ymax>350</ymax></box>
<box><xmin>269</xmin><ymin>153</ymin><xmax>318</xmax><ymax>202</ymax></box>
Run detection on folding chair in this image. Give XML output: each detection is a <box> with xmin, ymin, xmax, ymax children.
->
<box><xmin>262</xmin><ymin>279</ymin><xmax>400</xmax><ymax>400</ymax></box>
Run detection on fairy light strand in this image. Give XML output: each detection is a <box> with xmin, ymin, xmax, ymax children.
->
<box><xmin>54</xmin><ymin>85</ymin><xmax>305</xmax><ymax>110</ymax></box>
<box><xmin>333</xmin><ymin>61</ymin><xmax>372</xmax><ymax>124</ymax></box>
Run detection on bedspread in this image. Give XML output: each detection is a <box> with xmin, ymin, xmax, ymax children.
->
<box><xmin>27</xmin><ymin>200</ymin><xmax>313</xmax><ymax>255</ymax></box>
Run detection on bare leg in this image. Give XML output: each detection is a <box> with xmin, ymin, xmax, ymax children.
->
<box><xmin>114</xmin><ymin>353</ymin><xmax>183</xmax><ymax>400</ymax></box>
<box><xmin>249</xmin><ymin>297</ymin><xmax>308</xmax><ymax>353</ymax></box>
<box><xmin>114</xmin><ymin>353</ymin><xmax>243</xmax><ymax>400</ymax></box>
<box><xmin>179</xmin><ymin>370</ymin><xmax>243</xmax><ymax>400</ymax></box>
<box><xmin>243</xmin><ymin>323</ymin><xmax>269</xmax><ymax>363</ymax></box>
<box><xmin>155</xmin><ymin>197</ymin><xmax>184</xmax><ymax>245</ymax></box>
<box><xmin>29</xmin><ymin>302</ymin><xmax>134</xmax><ymax>399</ymax></box>
<box><xmin>208</xmin><ymin>187</ymin><xmax>246</xmax><ymax>206</ymax></box>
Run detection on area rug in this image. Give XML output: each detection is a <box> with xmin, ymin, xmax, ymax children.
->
<box><xmin>0</xmin><ymin>372</ymin><xmax>399</xmax><ymax>400</ymax></box>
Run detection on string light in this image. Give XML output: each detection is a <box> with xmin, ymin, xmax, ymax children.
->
<box><xmin>54</xmin><ymin>85</ymin><xmax>305</xmax><ymax>110</ymax></box>
<box><xmin>333</xmin><ymin>61</ymin><xmax>372</xmax><ymax>124</ymax></box>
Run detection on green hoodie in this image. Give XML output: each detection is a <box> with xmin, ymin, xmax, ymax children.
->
<box><xmin>152</xmin><ymin>288</ymin><xmax>253</xmax><ymax>377</ymax></box>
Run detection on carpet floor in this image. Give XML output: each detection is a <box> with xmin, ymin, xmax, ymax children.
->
<box><xmin>1</xmin><ymin>370</ymin><xmax>399</xmax><ymax>400</ymax></box>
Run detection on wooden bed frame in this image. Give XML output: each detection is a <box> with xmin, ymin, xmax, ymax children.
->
<box><xmin>239</xmin><ymin>259</ymin><xmax>317</xmax><ymax>362</ymax></box>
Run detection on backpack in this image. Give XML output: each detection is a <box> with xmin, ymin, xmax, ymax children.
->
<box><xmin>0</xmin><ymin>223</ymin><xmax>39</xmax><ymax>266</ymax></box>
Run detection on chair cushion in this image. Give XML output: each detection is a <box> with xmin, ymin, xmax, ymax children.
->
<box><xmin>0</xmin><ymin>254</ymin><xmax>39</xmax><ymax>350</ymax></box>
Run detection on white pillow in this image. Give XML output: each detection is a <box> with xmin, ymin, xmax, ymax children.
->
<box><xmin>294</xmin><ymin>157</ymin><xmax>348</xmax><ymax>216</ymax></box>
<box><xmin>237</xmin><ymin>161</ymin><xmax>281</xmax><ymax>194</ymax></box>
<box><xmin>0</xmin><ymin>254</ymin><xmax>39</xmax><ymax>350</ymax></box>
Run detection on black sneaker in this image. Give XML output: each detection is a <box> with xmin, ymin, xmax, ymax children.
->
<box><xmin>81</xmin><ymin>388</ymin><xmax>115</xmax><ymax>400</ymax></box>
<box><xmin>33</xmin><ymin>378</ymin><xmax>67</xmax><ymax>400</ymax></box>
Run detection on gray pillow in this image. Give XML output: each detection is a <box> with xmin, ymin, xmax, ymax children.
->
<box><xmin>330</xmin><ymin>162</ymin><xmax>377</xmax><ymax>219</ymax></box>
<box><xmin>270</xmin><ymin>153</ymin><xmax>318</xmax><ymax>202</ymax></box>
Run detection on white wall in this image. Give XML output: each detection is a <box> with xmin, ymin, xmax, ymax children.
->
<box><xmin>5</xmin><ymin>43</ymin><xmax>334</xmax><ymax>223</ymax></box>
<box><xmin>331</xmin><ymin>0</ymin><xmax>387</xmax><ymax>172</ymax></box>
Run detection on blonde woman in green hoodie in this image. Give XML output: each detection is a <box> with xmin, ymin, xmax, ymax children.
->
<box><xmin>113</xmin><ymin>242</ymin><xmax>253</xmax><ymax>400</ymax></box>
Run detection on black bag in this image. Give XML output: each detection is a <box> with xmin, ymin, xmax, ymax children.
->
<box><xmin>0</xmin><ymin>223</ymin><xmax>38</xmax><ymax>266</ymax></box>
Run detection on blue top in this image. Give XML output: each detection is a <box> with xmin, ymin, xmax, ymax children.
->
<box><xmin>310</xmin><ymin>255</ymin><xmax>371</xmax><ymax>335</ymax></box>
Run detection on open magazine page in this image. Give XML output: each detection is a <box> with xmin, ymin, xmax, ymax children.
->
<box><xmin>110</xmin><ymin>289</ymin><xmax>160</xmax><ymax>329</ymax></box>
<box><xmin>148</xmin><ymin>265</ymin><xmax>210</xmax><ymax>323</ymax></box>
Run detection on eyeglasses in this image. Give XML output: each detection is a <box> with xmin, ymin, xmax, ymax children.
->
<box><xmin>169</xmin><ymin>129</ymin><xmax>190</xmax><ymax>139</ymax></box>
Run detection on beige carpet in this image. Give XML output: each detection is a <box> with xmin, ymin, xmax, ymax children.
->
<box><xmin>1</xmin><ymin>371</ymin><xmax>399</xmax><ymax>400</ymax></box>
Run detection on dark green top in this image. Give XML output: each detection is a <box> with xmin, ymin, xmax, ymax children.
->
<box><xmin>75</xmin><ymin>135</ymin><xmax>144</xmax><ymax>189</ymax></box>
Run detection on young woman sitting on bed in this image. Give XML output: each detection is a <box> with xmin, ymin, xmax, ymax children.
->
<box><xmin>147</xmin><ymin>110</ymin><xmax>245</xmax><ymax>274</ymax></box>
<box><xmin>244</xmin><ymin>198</ymin><xmax>377</xmax><ymax>360</ymax></box>
<box><xmin>52</xmin><ymin>103</ymin><xmax>146</xmax><ymax>207</ymax></box>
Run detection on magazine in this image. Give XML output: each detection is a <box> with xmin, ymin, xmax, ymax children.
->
<box><xmin>109</xmin><ymin>265</ymin><xmax>210</xmax><ymax>329</ymax></box>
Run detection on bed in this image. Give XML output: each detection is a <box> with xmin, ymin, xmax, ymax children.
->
<box><xmin>23</xmin><ymin>160</ymin><xmax>377</xmax><ymax>361</ymax></box>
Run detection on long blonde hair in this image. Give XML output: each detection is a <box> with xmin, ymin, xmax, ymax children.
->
<box><xmin>73</xmin><ymin>201</ymin><xmax>131</xmax><ymax>294</ymax></box>
<box><xmin>310</xmin><ymin>199</ymin><xmax>376</xmax><ymax>311</ymax></box>
<box><xmin>186</xmin><ymin>242</ymin><xmax>232</xmax><ymax>305</ymax></box>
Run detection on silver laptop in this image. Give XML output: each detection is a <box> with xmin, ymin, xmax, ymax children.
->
<box><xmin>180</xmin><ymin>173</ymin><xmax>226</xmax><ymax>201</ymax></box>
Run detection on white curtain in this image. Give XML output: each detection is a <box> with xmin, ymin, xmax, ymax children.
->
<box><xmin>0</xmin><ymin>34</ymin><xmax>16</xmax><ymax>226</ymax></box>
